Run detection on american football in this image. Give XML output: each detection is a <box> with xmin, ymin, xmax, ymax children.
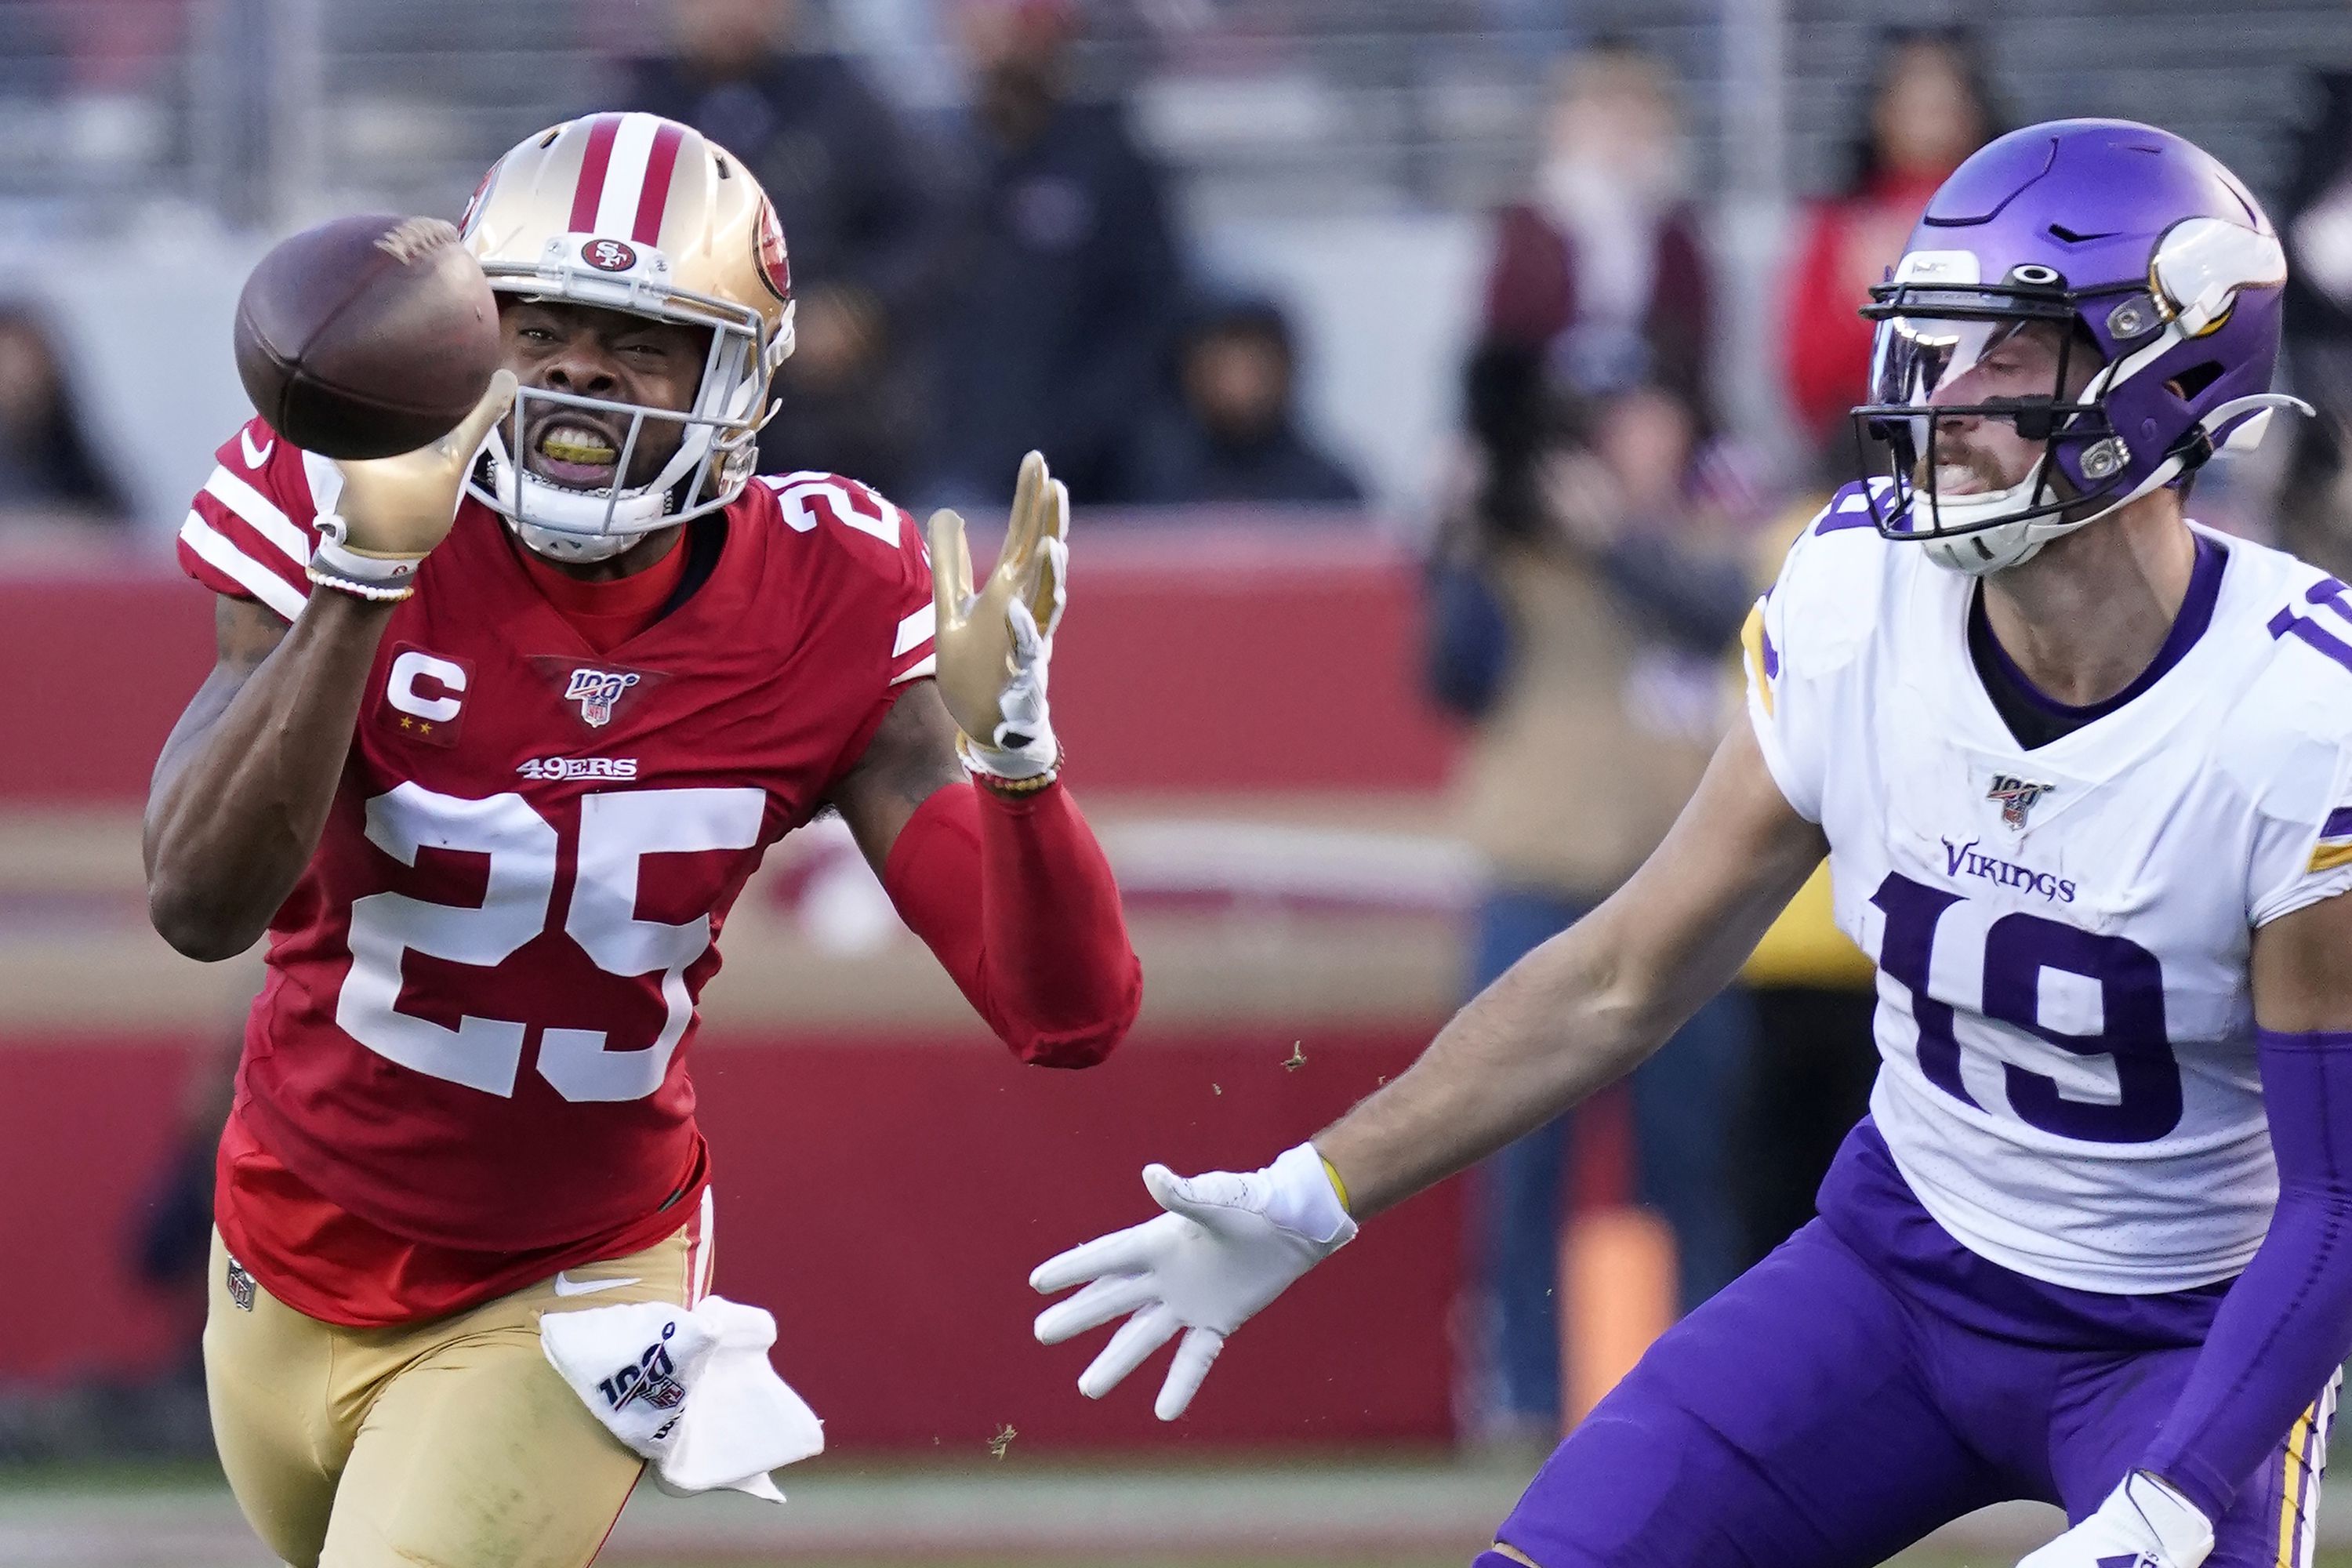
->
<box><xmin>232</xmin><ymin>212</ymin><xmax>499</xmax><ymax>460</ymax></box>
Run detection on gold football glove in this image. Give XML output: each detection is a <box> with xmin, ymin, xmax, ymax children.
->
<box><xmin>927</xmin><ymin>449</ymin><xmax>1068</xmax><ymax>781</ymax></box>
<box><xmin>310</xmin><ymin>370</ymin><xmax>517</xmax><ymax>593</ymax></box>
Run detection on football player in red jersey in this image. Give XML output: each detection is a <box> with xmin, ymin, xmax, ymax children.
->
<box><xmin>144</xmin><ymin>113</ymin><xmax>1141</xmax><ymax>1568</ymax></box>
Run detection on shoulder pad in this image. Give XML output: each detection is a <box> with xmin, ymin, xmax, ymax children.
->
<box><xmin>1766</xmin><ymin>481</ymin><xmax>1907</xmax><ymax>669</ymax></box>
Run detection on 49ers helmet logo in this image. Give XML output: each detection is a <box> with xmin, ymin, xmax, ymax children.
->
<box><xmin>582</xmin><ymin>238</ymin><xmax>638</xmax><ymax>273</ymax></box>
<box><xmin>458</xmin><ymin>162</ymin><xmax>499</xmax><ymax>240</ymax></box>
<box><xmin>753</xmin><ymin>196</ymin><xmax>792</xmax><ymax>303</ymax></box>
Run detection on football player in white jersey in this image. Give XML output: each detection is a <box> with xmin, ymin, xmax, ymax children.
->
<box><xmin>1029</xmin><ymin>120</ymin><xmax>2352</xmax><ymax>1568</ymax></box>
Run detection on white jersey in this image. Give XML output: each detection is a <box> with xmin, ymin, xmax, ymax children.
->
<box><xmin>1745</xmin><ymin>482</ymin><xmax>2352</xmax><ymax>1294</ymax></box>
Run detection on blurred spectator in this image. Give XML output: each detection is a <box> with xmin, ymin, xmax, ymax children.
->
<box><xmin>920</xmin><ymin>0</ymin><xmax>1185</xmax><ymax>506</ymax></box>
<box><xmin>1432</xmin><ymin>340</ymin><xmax>1759</xmax><ymax>1446</ymax></box>
<box><xmin>1781</xmin><ymin>27</ymin><xmax>2002</xmax><ymax>466</ymax></box>
<box><xmin>1483</xmin><ymin>42</ymin><xmax>1712</xmax><ymax>430</ymax></box>
<box><xmin>0</xmin><ymin>306</ymin><xmax>129</xmax><ymax>524</ymax></box>
<box><xmin>615</xmin><ymin>0</ymin><xmax>935</xmax><ymax>495</ymax></box>
<box><xmin>0</xmin><ymin>1038</ymin><xmax>227</xmax><ymax>1465</ymax></box>
<box><xmin>2278</xmin><ymin>68</ymin><xmax>2352</xmax><ymax>577</ymax></box>
<box><xmin>2</xmin><ymin>1</ymin><xmax>185</xmax><ymax>94</ymax></box>
<box><xmin>132</xmin><ymin>1046</ymin><xmax>232</xmax><ymax>1308</ymax></box>
<box><xmin>1111</xmin><ymin>296</ymin><xmax>1363</xmax><ymax>506</ymax></box>
<box><xmin>124</xmin><ymin>1040</ymin><xmax>234</xmax><ymax>1448</ymax></box>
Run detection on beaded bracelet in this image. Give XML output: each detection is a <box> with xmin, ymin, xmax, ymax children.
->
<box><xmin>957</xmin><ymin>732</ymin><xmax>1062</xmax><ymax>794</ymax></box>
<box><xmin>304</xmin><ymin>563</ymin><xmax>416</xmax><ymax>604</ymax></box>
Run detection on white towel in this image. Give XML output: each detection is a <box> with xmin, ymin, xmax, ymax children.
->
<box><xmin>541</xmin><ymin>1294</ymin><xmax>823</xmax><ymax>1502</ymax></box>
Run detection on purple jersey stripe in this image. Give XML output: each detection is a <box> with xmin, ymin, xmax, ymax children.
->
<box><xmin>2323</xmin><ymin>807</ymin><xmax>2352</xmax><ymax>840</ymax></box>
<box><xmin>1813</xmin><ymin>482</ymin><xmax>1887</xmax><ymax>535</ymax></box>
<box><xmin>2273</xmin><ymin>607</ymin><xmax>2352</xmax><ymax>677</ymax></box>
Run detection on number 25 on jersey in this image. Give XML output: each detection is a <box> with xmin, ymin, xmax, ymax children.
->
<box><xmin>338</xmin><ymin>782</ymin><xmax>764</xmax><ymax>1103</ymax></box>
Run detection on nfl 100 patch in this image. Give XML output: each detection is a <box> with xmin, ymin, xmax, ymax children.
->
<box><xmin>526</xmin><ymin>656</ymin><xmax>666</xmax><ymax>731</ymax></box>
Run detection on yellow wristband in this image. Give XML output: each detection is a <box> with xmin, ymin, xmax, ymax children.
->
<box><xmin>1320</xmin><ymin>1154</ymin><xmax>1352</xmax><ymax>1215</ymax></box>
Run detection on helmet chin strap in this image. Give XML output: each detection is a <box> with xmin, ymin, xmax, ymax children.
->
<box><xmin>507</xmin><ymin>515</ymin><xmax>638</xmax><ymax>564</ymax></box>
<box><xmin>1918</xmin><ymin>391</ymin><xmax>2315</xmax><ymax>579</ymax></box>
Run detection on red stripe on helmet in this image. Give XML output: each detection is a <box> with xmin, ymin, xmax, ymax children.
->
<box><xmin>632</xmin><ymin>120</ymin><xmax>687</xmax><ymax>245</ymax></box>
<box><xmin>568</xmin><ymin>114</ymin><xmax>622</xmax><ymax>234</ymax></box>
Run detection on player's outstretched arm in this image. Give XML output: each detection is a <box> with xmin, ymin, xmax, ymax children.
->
<box><xmin>1319</xmin><ymin>717</ymin><xmax>1824</xmax><ymax>1216</ymax></box>
<box><xmin>2026</xmin><ymin>891</ymin><xmax>2352</xmax><ymax>1568</ymax></box>
<box><xmin>143</xmin><ymin>376</ymin><xmax>514</xmax><ymax>960</ymax></box>
<box><xmin>1033</xmin><ymin>719</ymin><xmax>1824</xmax><ymax>1416</ymax></box>
<box><xmin>827</xmin><ymin>452</ymin><xmax>1141</xmax><ymax>1067</ymax></box>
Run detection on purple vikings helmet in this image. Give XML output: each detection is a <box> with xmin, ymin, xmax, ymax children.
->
<box><xmin>1855</xmin><ymin>119</ymin><xmax>2308</xmax><ymax>574</ymax></box>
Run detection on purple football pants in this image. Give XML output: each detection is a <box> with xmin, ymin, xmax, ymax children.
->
<box><xmin>1474</xmin><ymin>1126</ymin><xmax>2336</xmax><ymax>1568</ymax></box>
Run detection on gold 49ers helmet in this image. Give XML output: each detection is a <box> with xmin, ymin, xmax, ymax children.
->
<box><xmin>457</xmin><ymin>112</ymin><xmax>796</xmax><ymax>560</ymax></box>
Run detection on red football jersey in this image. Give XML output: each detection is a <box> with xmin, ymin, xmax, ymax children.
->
<box><xmin>178</xmin><ymin>421</ymin><xmax>935</xmax><ymax>1272</ymax></box>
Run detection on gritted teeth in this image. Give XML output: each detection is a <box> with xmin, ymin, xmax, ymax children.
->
<box><xmin>539</xmin><ymin>423</ymin><xmax>619</xmax><ymax>463</ymax></box>
<box><xmin>1931</xmin><ymin>459</ymin><xmax>2013</xmax><ymax>497</ymax></box>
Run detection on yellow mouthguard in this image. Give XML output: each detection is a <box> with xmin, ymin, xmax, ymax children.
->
<box><xmin>543</xmin><ymin>434</ymin><xmax>617</xmax><ymax>463</ymax></box>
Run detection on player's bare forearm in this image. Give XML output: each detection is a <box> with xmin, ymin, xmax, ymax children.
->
<box><xmin>1312</xmin><ymin>902</ymin><xmax>1651</xmax><ymax>1218</ymax></box>
<box><xmin>1318</xmin><ymin>721</ymin><xmax>1826</xmax><ymax>1218</ymax></box>
<box><xmin>144</xmin><ymin>592</ymin><xmax>394</xmax><ymax>960</ymax></box>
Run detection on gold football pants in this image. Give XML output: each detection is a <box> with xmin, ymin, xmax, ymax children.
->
<box><xmin>203</xmin><ymin>1216</ymin><xmax>710</xmax><ymax>1568</ymax></box>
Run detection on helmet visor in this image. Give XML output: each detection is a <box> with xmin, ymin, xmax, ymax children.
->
<box><xmin>1851</xmin><ymin>299</ymin><xmax>2118</xmax><ymax>543</ymax></box>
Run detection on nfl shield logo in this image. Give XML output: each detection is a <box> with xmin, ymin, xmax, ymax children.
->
<box><xmin>225</xmin><ymin>1255</ymin><xmax>256</xmax><ymax>1312</ymax></box>
<box><xmin>1987</xmin><ymin>774</ymin><xmax>2056</xmax><ymax>830</ymax></box>
<box><xmin>564</xmin><ymin>667</ymin><xmax>641</xmax><ymax>728</ymax></box>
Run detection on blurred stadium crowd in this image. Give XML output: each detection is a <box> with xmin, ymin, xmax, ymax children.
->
<box><xmin>12</xmin><ymin>0</ymin><xmax>2352</xmax><ymax>1486</ymax></box>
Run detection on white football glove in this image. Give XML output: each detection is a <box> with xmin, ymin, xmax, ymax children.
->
<box><xmin>1030</xmin><ymin>1142</ymin><xmax>1356</xmax><ymax>1420</ymax></box>
<box><xmin>2015</xmin><ymin>1472</ymin><xmax>2212</xmax><ymax>1568</ymax></box>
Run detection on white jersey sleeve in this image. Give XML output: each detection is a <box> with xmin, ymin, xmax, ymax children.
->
<box><xmin>2230</xmin><ymin>578</ymin><xmax>2352</xmax><ymax>927</ymax></box>
<box><xmin>1744</xmin><ymin>482</ymin><xmax>1897</xmax><ymax>823</ymax></box>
